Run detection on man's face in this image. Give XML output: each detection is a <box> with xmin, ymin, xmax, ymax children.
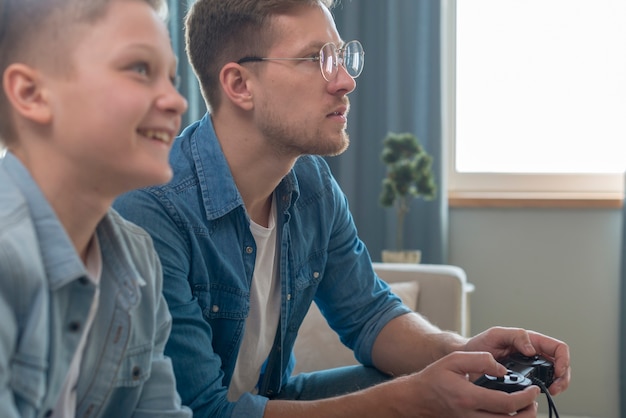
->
<box><xmin>251</xmin><ymin>4</ymin><xmax>357</xmax><ymax>158</ymax></box>
<box><xmin>42</xmin><ymin>0</ymin><xmax>188</xmax><ymax>196</ymax></box>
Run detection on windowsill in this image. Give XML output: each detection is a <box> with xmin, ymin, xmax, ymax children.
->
<box><xmin>448</xmin><ymin>191</ymin><xmax>624</xmax><ymax>209</ymax></box>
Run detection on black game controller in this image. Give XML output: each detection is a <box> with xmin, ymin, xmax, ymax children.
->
<box><xmin>474</xmin><ymin>353</ymin><xmax>555</xmax><ymax>393</ymax></box>
<box><xmin>474</xmin><ymin>370</ymin><xmax>533</xmax><ymax>393</ymax></box>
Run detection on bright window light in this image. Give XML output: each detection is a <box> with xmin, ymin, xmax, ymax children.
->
<box><xmin>455</xmin><ymin>0</ymin><xmax>626</xmax><ymax>175</ymax></box>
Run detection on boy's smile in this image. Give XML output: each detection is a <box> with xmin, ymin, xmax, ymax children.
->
<box><xmin>34</xmin><ymin>0</ymin><xmax>187</xmax><ymax>199</ymax></box>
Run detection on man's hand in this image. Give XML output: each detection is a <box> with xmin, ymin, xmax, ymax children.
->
<box><xmin>392</xmin><ymin>351</ymin><xmax>541</xmax><ymax>417</ymax></box>
<box><xmin>463</xmin><ymin>327</ymin><xmax>571</xmax><ymax>395</ymax></box>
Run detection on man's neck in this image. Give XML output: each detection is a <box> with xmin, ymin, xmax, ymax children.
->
<box><xmin>212</xmin><ymin>115</ymin><xmax>296</xmax><ymax>226</ymax></box>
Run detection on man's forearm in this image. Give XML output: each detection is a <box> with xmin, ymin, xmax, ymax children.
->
<box><xmin>371</xmin><ymin>312</ymin><xmax>468</xmax><ymax>377</ymax></box>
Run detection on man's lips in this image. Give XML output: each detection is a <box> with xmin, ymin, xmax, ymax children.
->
<box><xmin>327</xmin><ymin>106</ymin><xmax>348</xmax><ymax>118</ymax></box>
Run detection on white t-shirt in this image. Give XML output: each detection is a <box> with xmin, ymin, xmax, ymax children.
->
<box><xmin>52</xmin><ymin>234</ymin><xmax>102</xmax><ymax>418</ymax></box>
<box><xmin>228</xmin><ymin>198</ymin><xmax>281</xmax><ymax>401</ymax></box>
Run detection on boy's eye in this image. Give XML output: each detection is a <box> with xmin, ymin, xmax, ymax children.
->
<box><xmin>130</xmin><ymin>62</ymin><xmax>150</xmax><ymax>76</ymax></box>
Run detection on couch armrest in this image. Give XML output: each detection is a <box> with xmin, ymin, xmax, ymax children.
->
<box><xmin>372</xmin><ymin>262</ymin><xmax>473</xmax><ymax>337</ymax></box>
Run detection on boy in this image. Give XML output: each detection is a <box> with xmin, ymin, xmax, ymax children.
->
<box><xmin>0</xmin><ymin>0</ymin><xmax>190</xmax><ymax>417</ymax></box>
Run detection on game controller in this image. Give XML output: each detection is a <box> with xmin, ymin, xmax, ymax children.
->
<box><xmin>474</xmin><ymin>370</ymin><xmax>533</xmax><ymax>393</ymax></box>
<box><xmin>474</xmin><ymin>353</ymin><xmax>555</xmax><ymax>393</ymax></box>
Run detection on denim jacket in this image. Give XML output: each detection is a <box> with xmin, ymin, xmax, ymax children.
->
<box><xmin>114</xmin><ymin>114</ymin><xmax>411</xmax><ymax>418</ymax></box>
<box><xmin>0</xmin><ymin>153</ymin><xmax>190</xmax><ymax>418</ymax></box>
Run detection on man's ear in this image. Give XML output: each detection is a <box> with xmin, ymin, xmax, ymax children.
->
<box><xmin>219</xmin><ymin>63</ymin><xmax>255</xmax><ymax>111</ymax></box>
<box><xmin>3</xmin><ymin>63</ymin><xmax>52</xmax><ymax>125</ymax></box>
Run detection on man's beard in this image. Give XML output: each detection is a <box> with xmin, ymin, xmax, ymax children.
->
<box><xmin>258</xmin><ymin>107</ymin><xmax>350</xmax><ymax>158</ymax></box>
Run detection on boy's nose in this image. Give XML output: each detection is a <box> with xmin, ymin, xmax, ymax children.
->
<box><xmin>163</xmin><ymin>87</ymin><xmax>189</xmax><ymax>116</ymax></box>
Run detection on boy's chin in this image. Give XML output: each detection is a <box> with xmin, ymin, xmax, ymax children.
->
<box><xmin>148</xmin><ymin>169</ymin><xmax>173</xmax><ymax>187</ymax></box>
<box><xmin>125</xmin><ymin>167</ymin><xmax>173</xmax><ymax>192</ymax></box>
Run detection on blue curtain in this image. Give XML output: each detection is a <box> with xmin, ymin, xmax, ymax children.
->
<box><xmin>167</xmin><ymin>0</ymin><xmax>205</xmax><ymax>128</ymax></box>
<box><xmin>330</xmin><ymin>0</ymin><xmax>447</xmax><ymax>264</ymax></box>
<box><xmin>167</xmin><ymin>0</ymin><xmax>447</xmax><ymax>264</ymax></box>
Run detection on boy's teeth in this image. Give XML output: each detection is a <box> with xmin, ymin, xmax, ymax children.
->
<box><xmin>141</xmin><ymin>129</ymin><xmax>171</xmax><ymax>144</ymax></box>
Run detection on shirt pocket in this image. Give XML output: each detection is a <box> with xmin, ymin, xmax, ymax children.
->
<box><xmin>114</xmin><ymin>344</ymin><xmax>152</xmax><ymax>387</ymax></box>
<box><xmin>288</xmin><ymin>253</ymin><xmax>327</xmax><ymax>331</ymax></box>
<box><xmin>293</xmin><ymin>252</ymin><xmax>327</xmax><ymax>293</ymax></box>
<box><xmin>194</xmin><ymin>283</ymin><xmax>248</xmax><ymax>359</ymax></box>
<box><xmin>194</xmin><ymin>283</ymin><xmax>249</xmax><ymax>321</ymax></box>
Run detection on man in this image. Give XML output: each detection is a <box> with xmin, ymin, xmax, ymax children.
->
<box><xmin>114</xmin><ymin>0</ymin><xmax>571</xmax><ymax>416</ymax></box>
<box><xmin>0</xmin><ymin>0</ymin><xmax>190</xmax><ymax>416</ymax></box>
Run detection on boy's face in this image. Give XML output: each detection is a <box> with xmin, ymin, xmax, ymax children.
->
<box><xmin>43</xmin><ymin>0</ymin><xmax>187</xmax><ymax>195</ymax></box>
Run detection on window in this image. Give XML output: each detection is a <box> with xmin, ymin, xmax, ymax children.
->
<box><xmin>443</xmin><ymin>0</ymin><xmax>626</xmax><ymax>200</ymax></box>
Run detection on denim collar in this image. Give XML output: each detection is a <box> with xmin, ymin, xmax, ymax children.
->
<box><xmin>0</xmin><ymin>153</ymin><xmax>143</xmax><ymax>304</ymax></box>
<box><xmin>184</xmin><ymin>114</ymin><xmax>300</xmax><ymax>221</ymax></box>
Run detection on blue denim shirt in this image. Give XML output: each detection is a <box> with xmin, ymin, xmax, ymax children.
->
<box><xmin>0</xmin><ymin>153</ymin><xmax>190</xmax><ymax>418</ymax></box>
<box><xmin>114</xmin><ymin>114</ymin><xmax>411</xmax><ymax>418</ymax></box>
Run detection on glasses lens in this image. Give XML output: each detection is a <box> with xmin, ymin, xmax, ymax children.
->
<box><xmin>320</xmin><ymin>43</ymin><xmax>338</xmax><ymax>81</ymax></box>
<box><xmin>343</xmin><ymin>40</ymin><xmax>364</xmax><ymax>78</ymax></box>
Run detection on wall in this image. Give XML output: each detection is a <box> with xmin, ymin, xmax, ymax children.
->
<box><xmin>449</xmin><ymin>206</ymin><xmax>621</xmax><ymax>417</ymax></box>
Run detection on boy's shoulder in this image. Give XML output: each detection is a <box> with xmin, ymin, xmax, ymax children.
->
<box><xmin>0</xmin><ymin>162</ymin><xmax>46</xmax><ymax>294</ymax></box>
<box><xmin>0</xmin><ymin>158</ymin><xmax>29</xmax><ymax>227</ymax></box>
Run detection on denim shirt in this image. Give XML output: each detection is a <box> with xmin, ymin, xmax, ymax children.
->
<box><xmin>114</xmin><ymin>114</ymin><xmax>411</xmax><ymax>418</ymax></box>
<box><xmin>0</xmin><ymin>153</ymin><xmax>190</xmax><ymax>418</ymax></box>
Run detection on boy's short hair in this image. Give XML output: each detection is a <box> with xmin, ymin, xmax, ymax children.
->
<box><xmin>0</xmin><ymin>0</ymin><xmax>167</xmax><ymax>146</ymax></box>
<box><xmin>185</xmin><ymin>0</ymin><xmax>334</xmax><ymax>112</ymax></box>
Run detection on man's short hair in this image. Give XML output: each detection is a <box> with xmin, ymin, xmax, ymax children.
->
<box><xmin>185</xmin><ymin>0</ymin><xmax>335</xmax><ymax>112</ymax></box>
<box><xmin>0</xmin><ymin>0</ymin><xmax>167</xmax><ymax>146</ymax></box>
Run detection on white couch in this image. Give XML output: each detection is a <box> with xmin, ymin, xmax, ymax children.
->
<box><xmin>292</xmin><ymin>262</ymin><xmax>474</xmax><ymax>374</ymax></box>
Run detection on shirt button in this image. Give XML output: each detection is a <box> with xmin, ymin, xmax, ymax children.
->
<box><xmin>245</xmin><ymin>246</ymin><xmax>254</xmax><ymax>254</ymax></box>
<box><xmin>286</xmin><ymin>294</ymin><xmax>292</xmax><ymax>301</ymax></box>
<box><xmin>79</xmin><ymin>277</ymin><xmax>89</xmax><ymax>286</ymax></box>
<box><xmin>212</xmin><ymin>305</ymin><xmax>219</xmax><ymax>313</ymax></box>
<box><xmin>132</xmin><ymin>366</ymin><xmax>141</xmax><ymax>380</ymax></box>
<box><xmin>68</xmin><ymin>321</ymin><xmax>81</xmax><ymax>332</ymax></box>
<box><xmin>44</xmin><ymin>410</ymin><xmax>53</xmax><ymax>418</ymax></box>
<box><xmin>313</xmin><ymin>271</ymin><xmax>320</xmax><ymax>279</ymax></box>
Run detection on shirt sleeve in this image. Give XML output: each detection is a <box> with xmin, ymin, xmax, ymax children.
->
<box><xmin>309</xmin><ymin>160</ymin><xmax>412</xmax><ymax>367</ymax></box>
<box><xmin>131</xmin><ymin>249</ymin><xmax>193</xmax><ymax>418</ymax></box>
<box><xmin>0</xmin><ymin>285</ymin><xmax>21</xmax><ymax>418</ymax></box>
<box><xmin>0</xmin><ymin>213</ymin><xmax>45</xmax><ymax>418</ymax></box>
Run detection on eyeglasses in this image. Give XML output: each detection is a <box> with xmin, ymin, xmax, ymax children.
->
<box><xmin>237</xmin><ymin>40</ymin><xmax>364</xmax><ymax>82</ymax></box>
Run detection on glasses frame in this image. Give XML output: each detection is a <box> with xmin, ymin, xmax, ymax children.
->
<box><xmin>237</xmin><ymin>40</ymin><xmax>364</xmax><ymax>82</ymax></box>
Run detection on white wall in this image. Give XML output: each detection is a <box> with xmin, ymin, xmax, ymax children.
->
<box><xmin>449</xmin><ymin>206</ymin><xmax>621</xmax><ymax>417</ymax></box>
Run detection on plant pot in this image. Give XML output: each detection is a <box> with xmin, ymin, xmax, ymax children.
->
<box><xmin>381</xmin><ymin>250</ymin><xmax>422</xmax><ymax>264</ymax></box>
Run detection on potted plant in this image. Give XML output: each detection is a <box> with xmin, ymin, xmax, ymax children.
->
<box><xmin>379</xmin><ymin>131</ymin><xmax>436</xmax><ymax>263</ymax></box>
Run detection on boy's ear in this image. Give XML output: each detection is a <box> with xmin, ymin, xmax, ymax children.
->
<box><xmin>219</xmin><ymin>63</ymin><xmax>255</xmax><ymax>111</ymax></box>
<box><xmin>3</xmin><ymin>63</ymin><xmax>53</xmax><ymax>125</ymax></box>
